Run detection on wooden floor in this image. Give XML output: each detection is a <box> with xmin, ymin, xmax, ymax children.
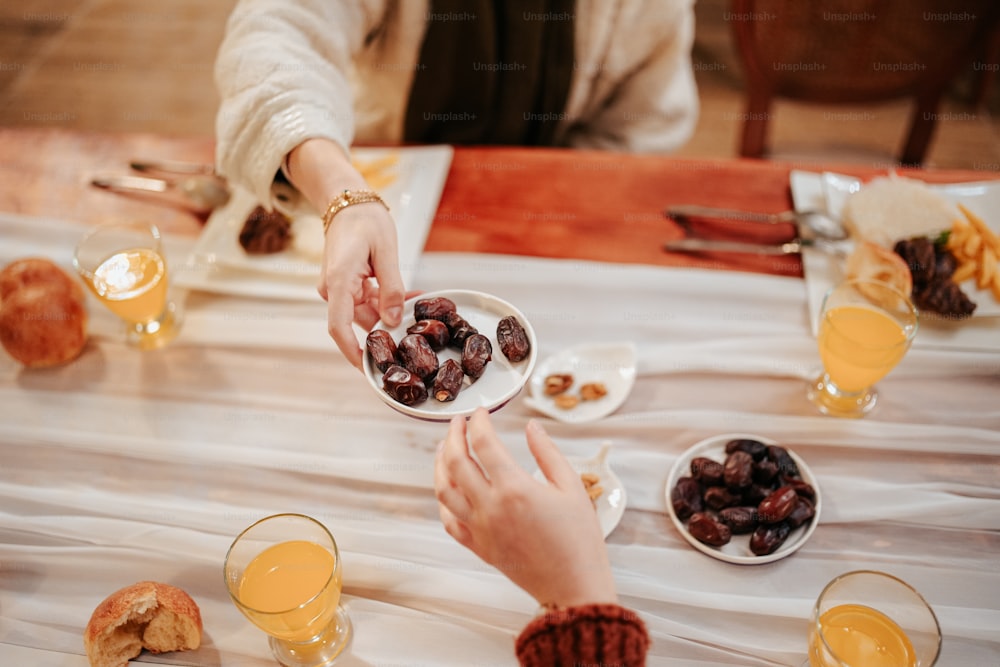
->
<box><xmin>2</xmin><ymin>0</ymin><xmax>999</xmax><ymax>172</ymax></box>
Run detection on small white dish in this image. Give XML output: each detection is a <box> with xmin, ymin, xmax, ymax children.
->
<box><xmin>363</xmin><ymin>289</ymin><xmax>537</xmax><ymax>421</ymax></box>
<box><xmin>535</xmin><ymin>442</ymin><xmax>626</xmax><ymax>539</ymax></box>
<box><xmin>524</xmin><ymin>342</ymin><xmax>636</xmax><ymax>423</ymax></box>
<box><xmin>665</xmin><ymin>433</ymin><xmax>821</xmax><ymax>565</ymax></box>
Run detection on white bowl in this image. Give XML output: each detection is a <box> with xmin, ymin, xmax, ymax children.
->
<box><xmin>665</xmin><ymin>433</ymin><xmax>821</xmax><ymax>565</ymax></box>
<box><xmin>363</xmin><ymin>290</ymin><xmax>537</xmax><ymax>421</ymax></box>
<box><xmin>534</xmin><ymin>443</ymin><xmax>627</xmax><ymax>539</ymax></box>
<box><xmin>524</xmin><ymin>342</ymin><xmax>636</xmax><ymax>424</ymax></box>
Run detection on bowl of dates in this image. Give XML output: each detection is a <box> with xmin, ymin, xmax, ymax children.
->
<box><xmin>362</xmin><ymin>289</ymin><xmax>537</xmax><ymax>420</ymax></box>
<box><xmin>665</xmin><ymin>433</ymin><xmax>821</xmax><ymax>564</ymax></box>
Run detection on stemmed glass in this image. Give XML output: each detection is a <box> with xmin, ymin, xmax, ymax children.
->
<box><xmin>73</xmin><ymin>220</ymin><xmax>179</xmax><ymax>349</ymax></box>
<box><xmin>224</xmin><ymin>514</ymin><xmax>352</xmax><ymax>666</ymax></box>
<box><xmin>807</xmin><ymin>278</ymin><xmax>918</xmax><ymax>418</ymax></box>
<box><xmin>808</xmin><ymin>570</ymin><xmax>941</xmax><ymax>667</ymax></box>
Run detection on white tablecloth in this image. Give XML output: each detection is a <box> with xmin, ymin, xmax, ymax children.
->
<box><xmin>2</xmin><ymin>215</ymin><xmax>998</xmax><ymax>666</ymax></box>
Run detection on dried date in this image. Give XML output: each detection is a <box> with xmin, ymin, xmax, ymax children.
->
<box><xmin>725</xmin><ymin>438</ymin><xmax>768</xmax><ymax>461</ymax></box>
<box><xmin>496</xmin><ymin>315</ymin><xmax>531</xmax><ymax>362</ymax></box>
<box><xmin>671</xmin><ymin>477</ymin><xmax>703</xmax><ymax>520</ymax></box>
<box><xmin>690</xmin><ymin>457</ymin><xmax>724</xmax><ymax>486</ymax></box>
<box><xmin>752</xmin><ymin>459</ymin><xmax>779</xmax><ymax>485</ymax></box>
<box><xmin>786</xmin><ymin>497</ymin><xmax>815</xmax><ymax>529</ymax></box>
<box><xmin>407</xmin><ymin>319</ymin><xmax>450</xmax><ymax>350</ymax></box>
<box><xmin>366</xmin><ymin>329</ymin><xmax>399</xmax><ymax>373</ymax></box>
<box><xmin>382</xmin><ymin>365</ymin><xmax>428</xmax><ymax>406</ymax></box>
<box><xmin>704</xmin><ymin>486</ymin><xmax>741</xmax><ymax>510</ymax></box>
<box><xmin>784</xmin><ymin>478</ymin><xmax>816</xmax><ymax>501</ymax></box>
<box><xmin>719</xmin><ymin>506</ymin><xmax>759</xmax><ymax>534</ymax></box>
<box><xmin>767</xmin><ymin>445</ymin><xmax>800</xmax><ymax>478</ymax></box>
<box><xmin>444</xmin><ymin>311</ymin><xmax>478</xmax><ymax>349</ymax></box>
<box><xmin>688</xmin><ymin>512</ymin><xmax>732</xmax><ymax>547</ymax></box>
<box><xmin>397</xmin><ymin>333</ymin><xmax>439</xmax><ymax>381</ymax></box>
<box><xmin>749</xmin><ymin>521</ymin><xmax>791</xmax><ymax>556</ymax></box>
<box><xmin>757</xmin><ymin>485</ymin><xmax>799</xmax><ymax>524</ymax></box>
<box><xmin>461</xmin><ymin>333</ymin><xmax>492</xmax><ymax>380</ymax></box>
<box><xmin>742</xmin><ymin>483</ymin><xmax>772</xmax><ymax>505</ymax></box>
<box><xmin>414</xmin><ymin>297</ymin><xmax>456</xmax><ymax>322</ymax></box>
<box><xmin>432</xmin><ymin>358</ymin><xmax>464</xmax><ymax>402</ymax></box>
<box><xmin>723</xmin><ymin>450</ymin><xmax>754</xmax><ymax>490</ymax></box>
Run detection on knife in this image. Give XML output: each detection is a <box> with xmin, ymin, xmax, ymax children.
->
<box><xmin>665</xmin><ymin>205</ymin><xmax>802</xmax><ymax>224</ymax></box>
<box><xmin>663</xmin><ymin>238</ymin><xmax>819</xmax><ymax>255</ymax></box>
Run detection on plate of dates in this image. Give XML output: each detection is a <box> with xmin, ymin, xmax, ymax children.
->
<box><xmin>665</xmin><ymin>433</ymin><xmax>821</xmax><ymax>564</ymax></box>
<box><xmin>363</xmin><ymin>289</ymin><xmax>538</xmax><ymax>420</ymax></box>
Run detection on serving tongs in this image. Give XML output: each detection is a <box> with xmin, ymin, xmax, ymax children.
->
<box><xmin>91</xmin><ymin>157</ymin><xmax>230</xmax><ymax>215</ymax></box>
<box><xmin>91</xmin><ymin>173</ymin><xmax>231</xmax><ymax>214</ymax></box>
<box><xmin>663</xmin><ymin>205</ymin><xmax>849</xmax><ymax>255</ymax></box>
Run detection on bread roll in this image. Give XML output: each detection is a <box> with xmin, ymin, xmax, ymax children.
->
<box><xmin>842</xmin><ymin>177</ymin><xmax>957</xmax><ymax>248</ymax></box>
<box><xmin>84</xmin><ymin>581</ymin><xmax>202</xmax><ymax>667</ymax></box>
<box><xmin>0</xmin><ymin>284</ymin><xmax>88</xmax><ymax>367</ymax></box>
<box><xmin>845</xmin><ymin>240</ymin><xmax>913</xmax><ymax>299</ymax></box>
<box><xmin>0</xmin><ymin>256</ymin><xmax>85</xmax><ymax>303</ymax></box>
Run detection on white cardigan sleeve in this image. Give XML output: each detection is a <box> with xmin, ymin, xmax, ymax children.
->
<box><xmin>214</xmin><ymin>0</ymin><xmax>387</xmax><ymax>205</ymax></box>
<box><xmin>565</xmin><ymin>0</ymin><xmax>699</xmax><ymax>154</ymax></box>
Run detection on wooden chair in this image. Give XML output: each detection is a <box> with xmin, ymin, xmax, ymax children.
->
<box><xmin>730</xmin><ymin>0</ymin><xmax>1000</xmax><ymax>165</ymax></box>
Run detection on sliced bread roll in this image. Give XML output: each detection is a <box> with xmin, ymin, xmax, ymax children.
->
<box><xmin>845</xmin><ymin>240</ymin><xmax>913</xmax><ymax>299</ymax></box>
<box><xmin>842</xmin><ymin>176</ymin><xmax>958</xmax><ymax>248</ymax></box>
<box><xmin>84</xmin><ymin>581</ymin><xmax>202</xmax><ymax>667</ymax></box>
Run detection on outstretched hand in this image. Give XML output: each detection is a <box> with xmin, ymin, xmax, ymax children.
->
<box><xmin>434</xmin><ymin>408</ymin><xmax>618</xmax><ymax>609</ymax></box>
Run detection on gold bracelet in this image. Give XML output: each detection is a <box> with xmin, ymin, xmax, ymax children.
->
<box><xmin>322</xmin><ymin>189</ymin><xmax>389</xmax><ymax>234</ymax></box>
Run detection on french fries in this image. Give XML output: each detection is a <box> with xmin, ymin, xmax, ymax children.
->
<box><xmin>351</xmin><ymin>153</ymin><xmax>399</xmax><ymax>190</ymax></box>
<box><xmin>946</xmin><ymin>204</ymin><xmax>1000</xmax><ymax>301</ymax></box>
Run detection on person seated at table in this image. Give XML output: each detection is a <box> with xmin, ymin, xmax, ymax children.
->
<box><xmin>214</xmin><ymin>0</ymin><xmax>698</xmax><ymax>368</ymax></box>
<box><xmin>435</xmin><ymin>408</ymin><xmax>650</xmax><ymax>666</ymax></box>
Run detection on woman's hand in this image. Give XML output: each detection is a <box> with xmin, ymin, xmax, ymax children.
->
<box><xmin>435</xmin><ymin>408</ymin><xmax>619</xmax><ymax>609</ymax></box>
<box><xmin>286</xmin><ymin>138</ymin><xmax>406</xmax><ymax>369</ymax></box>
<box><xmin>317</xmin><ymin>202</ymin><xmax>404</xmax><ymax>368</ymax></box>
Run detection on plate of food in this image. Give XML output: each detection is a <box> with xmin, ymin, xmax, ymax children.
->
<box><xmin>665</xmin><ymin>433</ymin><xmax>821</xmax><ymax>565</ymax></box>
<box><xmin>790</xmin><ymin>170</ymin><xmax>1000</xmax><ymax>351</ymax></box>
<box><xmin>524</xmin><ymin>342</ymin><xmax>637</xmax><ymax>423</ymax></box>
<box><xmin>176</xmin><ymin>146</ymin><xmax>453</xmax><ymax>299</ymax></box>
<box><xmin>362</xmin><ymin>290</ymin><xmax>537</xmax><ymax>421</ymax></box>
<box><xmin>535</xmin><ymin>442</ymin><xmax>626</xmax><ymax>539</ymax></box>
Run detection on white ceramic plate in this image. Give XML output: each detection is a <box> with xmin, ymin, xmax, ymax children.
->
<box><xmin>176</xmin><ymin>145</ymin><xmax>453</xmax><ymax>300</ymax></box>
<box><xmin>791</xmin><ymin>170</ymin><xmax>1000</xmax><ymax>351</ymax></box>
<box><xmin>534</xmin><ymin>444</ymin><xmax>626</xmax><ymax>539</ymax></box>
<box><xmin>665</xmin><ymin>433</ymin><xmax>821</xmax><ymax>565</ymax></box>
<box><xmin>524</xmin><ymin>342</ymin><xmax>637</xmax><ymax>423</ymax></box>
<box><xmin>363</xmin><ymin>290</ymin><xmax>537</xmax><ymax>421</ymax></box>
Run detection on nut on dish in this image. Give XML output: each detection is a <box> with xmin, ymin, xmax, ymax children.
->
<box><xmin>554</xmin><ymin>394</ymin><xmax>580</xmax><ymax>410</ymax></box>
<box><xmin>581</xmin><ymin>472</ymin><xmax>603</xmax><ymax>506</ymax></box>
<box><xmin>544</xmin><ymin>373</ymin><xmax>574</xmax><ymax>396</ymax></box>
<box><xmin>579</xmin><ymin>382</ymin><xmax>608</xmax><ymax>401</ymax></box>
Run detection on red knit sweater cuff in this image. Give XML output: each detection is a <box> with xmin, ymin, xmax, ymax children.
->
<box><xmin>515</xmin><ymin>603</ymin><xmax>650</xmax><ymax>667</ymax></box>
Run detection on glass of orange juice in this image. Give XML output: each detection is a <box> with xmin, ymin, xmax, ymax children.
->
<box><xmin>73</xmin><ymin>221</ymin><xmax>179</xmax><ymax>349</ymax></box>
<box><xmin>806</xmin><ymin>278</ymin><xmax>918</xmax><ymax>418</ymax></box>
<box><xmin>809</xmin><ymin>570</ymin><xmax>940</xmax><ymax>667</ymax></box>
<box><xmin>224</xmin><ymin>514</ymin><xmax>351</xmax><ymax>666</ymax></box>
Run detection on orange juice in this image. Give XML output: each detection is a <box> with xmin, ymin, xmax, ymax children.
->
<box><xmin>810</xmin><ymin>603</ymin><xmax>917</xmax><ymax>667</ymax></box>
<box><xmin>86</xmin><ymin>248</ymin><xmax>167</xmax><ymax>323</ymax></box>
<box><xmin>238</xmin><ymin>540</ymin><xmax>339</xmax><ymax>642</ymax></box>
<box><xmin>818</xmin><ymin>304</ymin><xmax>908</xmax><ymax>392</ymax></box>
